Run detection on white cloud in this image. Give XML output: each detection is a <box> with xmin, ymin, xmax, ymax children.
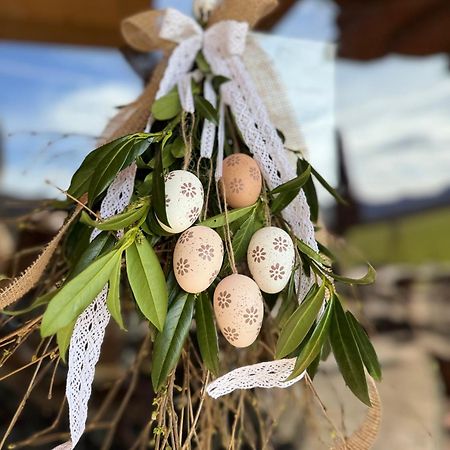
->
<box><xmin>2</xmin><ymin>82</ymin><xmax>141</xmax><ymax>198</ymax></box>
<box><xmin>336</xmin><ymin>56</ymin><xmax>450</xmax><ymax>203</ymax></box>
<box><xmin>41</xmin><ymin>82</ymin><xmax>141</xmax><ymax>135</ymax></box>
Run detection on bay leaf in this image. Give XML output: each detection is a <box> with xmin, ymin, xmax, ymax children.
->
<box><xmin>346</xmin><ymin>311</ymin><xmax>382</xmax><ymax>381</ymax></box>
<box><xmin>106</xmin><ymin>254</ymin><xmax>125</xmax><ymax>330</ymax></box>
<box><xmin>151</xmin><ymin>292</ymin><xmax>195</xmax><ymax>391</ymax></box>
<box><xmin>275</xmin><ymin>283</ymin><xmax>324</xmax><ymax>358</ymax></box>
<box><xmin>330</xmin><ymin>298</ymin><xmax>371</xmax><ymax>406</ymax></box>
<box><xmin>195</xmin><ymin>292</ymin><xmax>219</xmax><ymax>375</ymax></box>
<box><xmin>126</xmin><ymin>238</ymin><xmax>168</xmax><ymax>331</ymax></box>
<box><xmin>41</xmin><ymin>249</ymin><xmax>122</xmax><ymax>336</ymax></box>
<box><xmin>287</xmin><ymin>294</ymin><xmax>335</xmax><ymax>380</ymax></box>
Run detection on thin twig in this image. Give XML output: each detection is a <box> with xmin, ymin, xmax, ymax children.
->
<box><xmin>100</xmin><ymin>333</ymin><xmax>150</xmax><ymax>450</ymax></box>
<box><xmin>0</xmin><ymin>339</ymin><xmax>52</xmax><ymax>449</ymax></box>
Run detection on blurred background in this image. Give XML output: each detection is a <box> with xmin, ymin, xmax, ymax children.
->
<box><xmin>0</xmin><ymin>0</ymin><xmax>449</xmax><ymax>448</ymax></box>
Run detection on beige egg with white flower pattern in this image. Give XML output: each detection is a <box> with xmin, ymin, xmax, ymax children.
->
<box><xmin>247</xmin><ymin>227</ymin><xmax>295</xmax><ymax>294</ymax></box>
<box><xmin>213</xmin><ymin>274</ymin><xmax>263</xmax><ymax>348</ymax></box>
<box><xmin>173</xmin><ymin>226</ymin><xmax>224</xmax><ymax>293</ymax></box>
<box><xmin>158</xmin><ymin>170</ymin><xmax>204</xmax><ymax>233</ymax></box>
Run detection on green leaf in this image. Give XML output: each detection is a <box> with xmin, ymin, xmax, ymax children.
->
<box><xmin>329</xmin><ymin>264</ymin><xmax>376</xmax><ymax>285</ymax></box>
<box><xmin>67</xmin><ymin>232</ymin><xmax>116</xmax><ymax>280</ymax></box>
<box><xmin>106</xmin><ymin>255</ymin><xmax>125</xmax><ymax>330</ymax></box>
<box><xmin>145</xmin><ymin>210</ymin><xmax>173</xmax><ymax>236</ymax></box>
<box><xmin>276</xmin><ymin>272</ymin><xmax>298</xmax><ymax>328</ymax></box>
<box><xmin>230</xmin><ymin>206</ymin><xmax>264</xmax><ymax>263</ymax></box>
<box><xmin>330</xmin><ymin>298</ymin><xmax>371</xmax><ymax>406</ymax></box>
<box><xmin>57</xmin><ymin>321</ymin><xmax>75</xmax><ymax>363</ymax></box>
<box><xmin>79</xmin><ymin>201</ymin><xmax>149</xmax><ymax>231</ymax></box>
<box><xmin>151</xmin><ymin>90</ymin><xmax>181</xmax><ymax>121</ymax></box>
<box><xmin>195</xmin><ymin>292</ymin><xmax>219</xmax><ymax>375</ymax></box>
<box><xmin>166</xmin><ymin>136</ymin><xmax>185</xmax><ymax>159</ymax></box>
<box><xmin>271</xmin><ymin>165</ymin><xmax>311</xmax><ymax>195</ymax></box>
<box><xmin>299</xmin><ymin>251</ymin><xmax>311</xmax><ymax>278</ymax></box>
<box><xmin>275</xmin><ymin>283</ymin><xmax>325</xmax><ymax>358</ymax></box>
<box><xmin>271</xmin><ymin>189</ymin><xmax>299</xmax><ymax>214</ymax></box>
<box><xmin>64</xmin><ymin>221</ymin><xmax>91</xmax><ymax>266</ymax></box>
<box><xmin>307</xmin><ymin>160</ymin><xmax>348</xmax><ymax>205</ymax></box>
<box><xmin>152</xmin><ymin>147</ymin><xmax>169</xmax><ymax>227</ymax></box>
<box><xmin>346</xmin><ymin>312</ymin><xmax>382</xmax><ymax>381</ymax></box>
<box><xmin>195</xmin><ymin>51</ymin><xmax>211</xmax><ymax>73</ymax></box>
<box><xmin>67</xmin><ymin>136</ymin><xmax>128</xmax><ymax>198</ymax></box>
<box><xmin>321</xmin><ymin>336</ymin><xmax>332</xmax><ymax>361</ymax></box>
<box><xmin>126</xmin><ymin>238</ymin><xmax>168</xmax><ymax>331</ymax></box>
<box><xmin>136</xmin><ymin>172</ymin><xmax>153</xmax><ymax>197</ymax></box>
<box><xmin>317</xmin><ymin>241</ymin><xmax>336</xmax><ymax>262</ymax></box>
<box><xmin>41</xmin><ymin>249</ymin><xmax>122</xmax><ymax>337</ymax></box>
<box><xmin>194</xmin><ymin>95</ymin><xmax>219</xmax><ymax>126</ymax></box>
<box><xmin>307</xmin><ymin>354</ymin><xmax>321</xmax><ymax>380</ymax></box>
<box><xmin>296</xmin><ymin>238</ymin><xmax>330</xmax><ymax>266</ymax></box>
<box><xmin>297</xmin><ymin>158</ymin><xmax>318</xmax><ymax>222</ymax></box>
<box><xmin>212</xmin><ymin>75</ymin><xmax>230</xmax><ymax>91</ymax></box>
<box><xmin>287</xmin><ymin>295</ymin><xmax>335</xmax><ymax>380</ymax></box>
<box><xmin>87</xmin><ymin>137</ymin><xmax>151</xmax><ymax>206</ymax></box>
<box><xmin>199</xmin><ymin>203</ymin><xmax>257</xmax><ymax>228</ymax></box>
<box><xmin>151</xmin><ymin>292</ymin><xmax>195</xmax><ymax>391</ymax></box>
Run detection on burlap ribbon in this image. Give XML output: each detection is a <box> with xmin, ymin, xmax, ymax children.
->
<box><xmin>0</xmin><ymin>203</ymin><xmax>83</xmax><ymax>310</ymax></box>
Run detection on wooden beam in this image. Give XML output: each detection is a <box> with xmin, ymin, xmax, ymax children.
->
<box><xmin>0</xmin><ymin>0</ymin><xmax>151</xmax><ymax>47</ymax></box>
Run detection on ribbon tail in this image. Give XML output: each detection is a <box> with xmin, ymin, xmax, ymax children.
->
<box><xmin>215</xmin><ymin>99</ymin><xmax>226</xmax><ymax>181</ymax></box>
<box><xmin>200</xmin><ymin>77</ymin><xmax>217</xmax><ymax>159</ymax></box>
<box><xmin>206</xmin><ymin>358</ymin><xmax>305</xmax><ymax>398</ymax></box>
<box><xmin>66</xmin><ymin>290</ymin><xmax>111</xmax><ymax>448</ymax></box>
<box><xmin>62</xmin><ymin>165</ymin><xmax>137</xmax><ymax>448</ymax></box>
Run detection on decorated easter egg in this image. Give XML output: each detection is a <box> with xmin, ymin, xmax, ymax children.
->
<box><xmin>247</xmin><ymin>227</ymin><xmax>295</xmax><ymax>294</ymax></box>
<box><xmin>221</xmin><ymin>153</ymin><xmax>262</xmax><ymax>208</ymax></box>
<box><xmin>173</xmin><ymin>226</ymin><xmax>224</xmax><ymax>293</ymax></box>
<box><xmin>159</xmin><ymin>170</ymin><xmax>204</xmax><ymax>233</ymax></box>
<box><xmin>213</xmin><ymin>274</ymin><xmax>263</xmax><ymax>348</ymax></box>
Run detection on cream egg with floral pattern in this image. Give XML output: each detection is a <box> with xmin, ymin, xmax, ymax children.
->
<box><xmin>213</xmin><ymin>274</ymin><xmax>263</xmax><ymax>348</ymax></box>
<box><xmin>173</xmin><ymin>226</ymin><xmax>224</xmax><ymax>293</ymax></box>
<box><xmin>159</xmin><ymin>170</ymin><xmax>204</xmax><ymax>233</ymax></box>
<box><xmin>247</xmin><ymin>226</ymin><xmax>295</xmax><ymax>294</ymax></box>
<box><xmin>221</xmin><ymin>153</ymin><xmax>262</xmax><ymax>208</ymax></box>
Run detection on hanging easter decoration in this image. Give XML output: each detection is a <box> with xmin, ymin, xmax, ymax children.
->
<box><xmin>0</xmin><ymin>0</ymin><xmax>381</xmax><ymax>448</ymax></box>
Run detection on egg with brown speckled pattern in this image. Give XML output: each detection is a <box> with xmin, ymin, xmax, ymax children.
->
<box><xmin>213</xmin><ymin>274</ymin><xmax>263</xmax><ymax>348</ymax></box>
<box><xmin>221</xmin><ymin>153</ymin><xmax>262</xmax><ymax>208</ymax></box>
<box><xmin>173</xmin><ymin>226</ymin><xmax>224</xmax><ymax>293</ymax></box>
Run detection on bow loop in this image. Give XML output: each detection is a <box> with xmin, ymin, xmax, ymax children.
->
<box><xmin>121</xmin><ymin>10</ymin><xmax>174</xmax><ymax>52</ymax></box>
<box><xmin>160</xmin><ymin>8</ymin><xmax>203</xmax><ymax>43</ymax></box>
<box><xmin>207</xmin><ymin>0</ymin><xmax>278</xmax><ymax>28</ymax></box>
<box><xmin>204</xmin><ymin>21</ymin><xmax>249</xmax><ymax>57</ymax></box>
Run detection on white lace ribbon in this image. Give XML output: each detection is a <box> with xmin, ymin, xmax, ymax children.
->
<box><xmin>200</xmin><ymin>77</ymin><xmax>217</xmax><ymax>159</ymax></box>
<box><xmin>56</xmin><ymin>165</ymin><xmax>137</xmax><ymax>449</ymax></box>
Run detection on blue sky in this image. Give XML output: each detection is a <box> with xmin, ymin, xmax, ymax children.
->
<box><xmin>0</xmin><ymin>0</ymin><xmax>449</xmax><ymax>206</ymax></box>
